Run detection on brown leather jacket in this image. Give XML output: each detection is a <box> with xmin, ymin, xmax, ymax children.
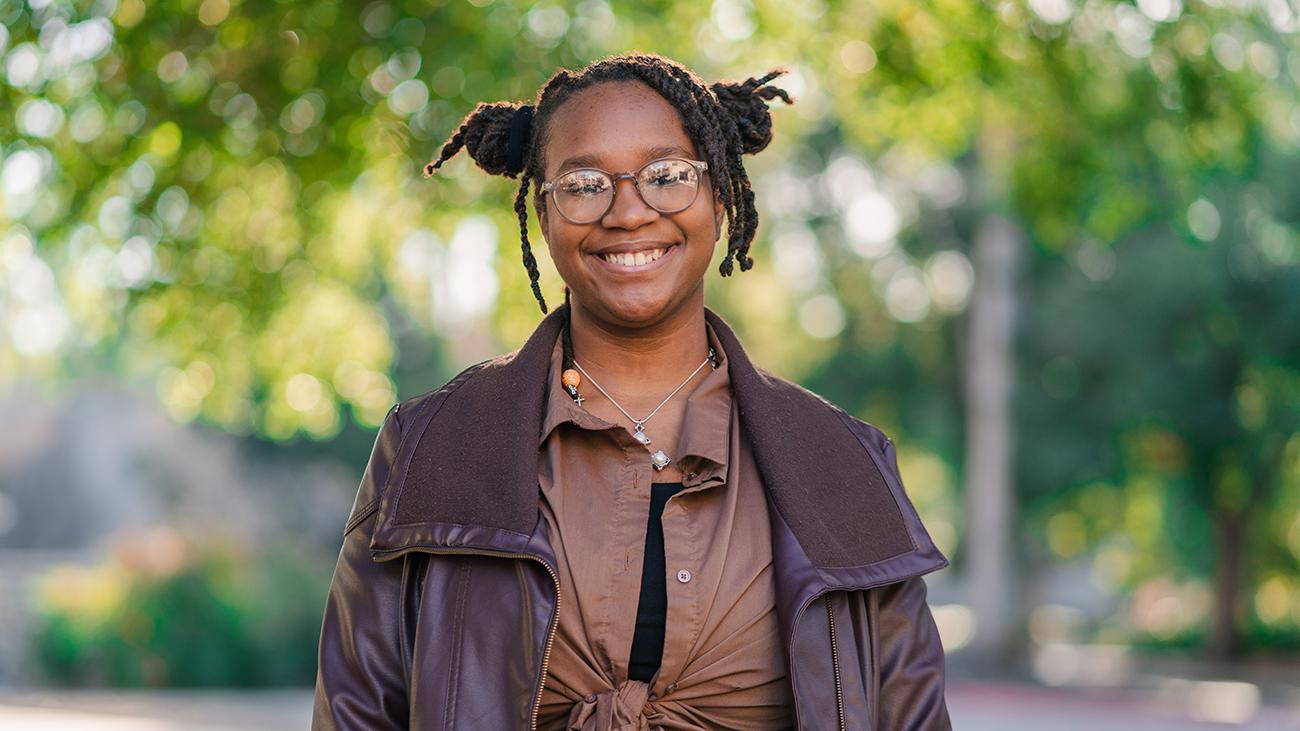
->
<box><xmin>312</xmin><ymin>303</ymin><xmax>952</xmax><ymax>730</ymax></box>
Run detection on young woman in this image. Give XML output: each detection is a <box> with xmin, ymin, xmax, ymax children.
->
<box><xmin>312</xmin><ymin>52</ymin><xmax>951</xmax><ymax>731</ymax></box>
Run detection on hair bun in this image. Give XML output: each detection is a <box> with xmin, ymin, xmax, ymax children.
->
<box><xmin>422</xmin><ymin>101</ymin><xmax>531</xmax><ymax>179</ymax></box>
<box><xmin>710</xmin><ymin>68</ymin><xmax>794</xmax><ymax>156</ymax></box>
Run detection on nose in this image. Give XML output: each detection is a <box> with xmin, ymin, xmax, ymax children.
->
<box><xmin>600</xmin><ymin>175</ymin><xmax>659</xmax><ymax>229</ymax></box>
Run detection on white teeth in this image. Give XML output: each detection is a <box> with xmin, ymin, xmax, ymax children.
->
<box><xmin>601</xmin><ymin>247</ymin><xmax>666</xmax><ymax>267</ymax></box>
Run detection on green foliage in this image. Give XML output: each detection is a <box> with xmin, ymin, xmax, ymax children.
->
<box><xmin>29</xmin><ymin>537</ymin><xmax>333</xmax><ymax>687</ymax></box>
<box><xmin>1018</xmin><ymin>146</ymin><xmax>1300</xmax><ymax>651</ymax></box>
<box><xmin>4</xmin><ymin>0</ymin><xmax>1300</xmax><ymax>669</ymax></box>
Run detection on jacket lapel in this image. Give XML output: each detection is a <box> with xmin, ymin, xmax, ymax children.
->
<box><xmin>370</xmin><ymin>301</ymin><xmax>946</xmax><ymax>590</ymax></box>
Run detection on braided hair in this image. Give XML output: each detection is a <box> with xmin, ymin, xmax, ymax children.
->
<box><xmin>423</xmin><ymin>52</ymin><xmax>792</xmax><ymax>384</ymax></box>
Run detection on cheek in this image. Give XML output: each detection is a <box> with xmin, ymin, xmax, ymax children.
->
<box><xmin>684</xmin><ymin>199</ymin><xmax>719</xmax><ymax>250</ymax></box>
<box><xmin>549</xmin><ymin>226</ymin><xmax>591</xmax><ymax>278</ymax></box>
<box><xmin>681</xmin><ymin>228</ymin><xmax>718</xmax><ymax>275</ymax></box>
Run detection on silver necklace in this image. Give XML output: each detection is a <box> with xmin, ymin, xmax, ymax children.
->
<box><xmin>573</xmin><ymin>347</ymin><xmax>718</xmax><ymax>470</ymax></box>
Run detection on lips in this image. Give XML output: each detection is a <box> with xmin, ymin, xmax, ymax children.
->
<box><xmin>598</xmin><ymin>247</ymin><xmax>668</xmax><ymax>266</ymax></box>
<box><xmin>589</xmin><ymin>244</ymin><xmax>678</xmax><ymax>273</ymax></box>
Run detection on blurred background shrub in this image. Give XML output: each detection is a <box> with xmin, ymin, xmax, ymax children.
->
<box><xmin>27</xmin><ymin>529</ymin><xmax>332</xmax><ymax>687</ymax></box>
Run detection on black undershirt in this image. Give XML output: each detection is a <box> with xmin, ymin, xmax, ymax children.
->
<box><xmin>628</xmin><ymin>481</ymin><xmax>687</xmax><ymax>683</ymax></box>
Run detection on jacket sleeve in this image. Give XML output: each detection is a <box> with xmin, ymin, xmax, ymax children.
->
<box><xmin>312</xmin><ymin>403</ymin><xmax>411</xmax><ymax>730</ymax></box>
<box><xmin>872</xmin><ymin>574</ymin><xmax>952</xmax><ymax>730</ymax></box>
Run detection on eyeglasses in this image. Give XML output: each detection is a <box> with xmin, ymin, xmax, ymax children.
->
<box><xmin>540</xmin><ymin>157</ymin><xmax>709</xmax><ymax>225</ymax></box>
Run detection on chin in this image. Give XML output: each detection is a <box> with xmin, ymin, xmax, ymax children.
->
<box><xmin>592</xmin><ymin>290</ymin><xmax>680</xmax><ymax>326</ymax></box>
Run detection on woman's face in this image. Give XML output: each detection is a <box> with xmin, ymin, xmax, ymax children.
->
<box><xmin>535</xmin><ymin>80</ymin><xmax>724</xmax><ymax>328</ymax></box>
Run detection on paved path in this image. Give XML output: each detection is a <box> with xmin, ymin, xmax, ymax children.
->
<box><xmin>0</xmin><ymin>689</ymin><xmax>312</xmax><ymax>730</ymax></box>
<box><xmin>946</xmin><ymin>681</ymin><xmax>1300</xmax><ymax>730</ymax></box>
<box><xmin>1</xmin><ymin>682</ymin><xmax>1298</xmax><ymax>729</ymax></box>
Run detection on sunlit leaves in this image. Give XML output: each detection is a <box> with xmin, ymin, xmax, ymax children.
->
<box><xmin>256</xmin><ymin>282</ymin><xmax>395</xmax><ymax>438</ymax></box>
<box><xmin>796</xmin><ymin>0</ymin><xmax>1297</xmax><ymax>254</ymax></box>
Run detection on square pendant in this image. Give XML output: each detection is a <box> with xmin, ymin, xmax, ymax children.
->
<box><xmin>633</xmin><ymin>430</ymin><xmax>652</xmax><ymax>445</ymax></box>
<box><xmin>650</xmin><ymin>450</ymin><xmax>671</xmax><ymax>470</ymax></box>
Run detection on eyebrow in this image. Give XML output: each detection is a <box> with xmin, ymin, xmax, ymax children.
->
<box><xmin>555</xmin><ymin>144</ymin><xmax>692</xmax><ymax>174</ymax></box>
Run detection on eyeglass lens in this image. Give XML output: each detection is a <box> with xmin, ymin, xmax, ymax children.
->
<box><xmin>552</xmin><ymin>158</ymin><xmax>702</xmax><ymax>223</ymax></box>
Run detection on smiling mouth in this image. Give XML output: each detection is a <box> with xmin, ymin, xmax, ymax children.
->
<box><xmin>593</xmin><ymin>245</ymin><xmax>675</xmax><ymax>270</ymax></box>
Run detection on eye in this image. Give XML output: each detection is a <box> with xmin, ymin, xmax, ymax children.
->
<box><xmin>641</xmin><ymin>159</ymin><xmax>695</xmax><ymax>187</ymax></box>
<box><xmin>558</xmin><ymin>171</ymin><xmax>610</xmax><ymax>196</ymax></box>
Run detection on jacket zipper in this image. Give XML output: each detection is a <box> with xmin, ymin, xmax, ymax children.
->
<box><xmin>787</xmin><ymin>589</ymin><xmax>848</xmax><ymax>730</ymax></box>
<box><xmin>824</xmin><ymin>594</ymin><xmax>846</xmax><ymax>731</ymax></box>
<box><xmin>527</xmin><ymin>555</ymin><xmax>561</xmax><ymax>731</ymax></box>
<box><xmin>376</xmin><ymin>546</ymin><xmax>561</xmax><ymax>730</ymax></box>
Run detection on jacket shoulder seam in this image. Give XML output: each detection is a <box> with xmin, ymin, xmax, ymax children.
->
<box><xmin>346</xmin><ymin>355</ymin><xmax>493</xmax><ymax>537</ymax></box>
<box><xmin>343</xmin><ymin>401</ymin><xmax>402</xmax><ymax>537</ymax></box>
<box><xmin>345</xmin><ymin>497</ymin><xmax>381</xmax><ymax>535</ymax></box>
<box><xmin>377</xmin><ymin>357</ymin><xmax>497</xmax><ymax>530</ymax></box>
<box><xmin>393</xmin><ymin>355</ymin><xmax>496</xmax><ymax>426</ymax></box>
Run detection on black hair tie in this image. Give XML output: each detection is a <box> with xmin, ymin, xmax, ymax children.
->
<box><xmin>506</xmin><ymin>104</ymin><xmax>534</xmax><ymax>175</ymax></box>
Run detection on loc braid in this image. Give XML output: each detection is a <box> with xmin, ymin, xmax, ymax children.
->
<box><xmin>424</xmin><ymin>98</ymin><xmax>551</xmax><ymax>313</ymax></box>
<box><xmin>421</xmin><ymin>119</ymin><xmax>467</xmax><ymax>178</ymax></box>
<box><xmin>562</xmin><ymin>286</ymin><xmax>574</xmax><ymax>375</ymax></box>
<box><xmin>514</xmin><ymin>176</ymin><xmax>547</xmax><ymax>313</ymax></box>
<box><xmin>423</xmin><ymin>121</ymin><xmax>467</xmax><ymax>178</ymax></box>
<box><xmin>710</xmin><ymin>68</ymin><xmax>791</xmax><ymax>275</ymax></box>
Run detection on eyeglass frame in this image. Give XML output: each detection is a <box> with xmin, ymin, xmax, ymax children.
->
<box><xmin>539</xmin><ymin>157</ymin><xmax>710</xmax><ymax>224</ymax></box>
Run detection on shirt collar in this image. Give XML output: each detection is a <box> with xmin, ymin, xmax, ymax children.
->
<box><xmin>538</xmin><ymin>319</ymin><xmax>732</xmax><ymax>482</ymax></box>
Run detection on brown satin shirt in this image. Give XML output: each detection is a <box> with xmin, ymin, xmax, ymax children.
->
<box><xmin>535</xmin><ymin>320</ymin><xmax>794</xmax><ymax>730</ymax></box>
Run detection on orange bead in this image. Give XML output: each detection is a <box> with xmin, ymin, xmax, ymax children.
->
<box><xmin>561</xmin><ymin>369</ymin><xmax>581</xmax><ymax>389</ymax></box>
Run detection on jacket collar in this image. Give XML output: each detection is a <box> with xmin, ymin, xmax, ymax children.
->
<box><xmin>370</xmin><ymin>301</ymin><xmax>947</xmax><ymax>586</ymax></box>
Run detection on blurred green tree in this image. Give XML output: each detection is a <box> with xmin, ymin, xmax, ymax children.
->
<box><xmin>738</xmin><ymin>0</ymin><xmax>1300</xmax><ymax>658</ymax></box>
<box><xmin>3</xmin><ymin>0</ymin><xmax>1298</xmax><ymax>666</ymax></box>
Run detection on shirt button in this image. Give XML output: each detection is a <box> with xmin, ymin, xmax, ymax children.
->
<box><xmin>584</xmin><ymin>693</ymin><xmax>597</xmax><ymax>703</ymax></box>
<box><xmin>665</xmin><ymin>682</ymin><xmax>678</xmax><ymax>694</ymax></box>
<box><xmin>676</xmin><ymin>568</ymin><xmax>692</xmax><ymax>583</ymax></box>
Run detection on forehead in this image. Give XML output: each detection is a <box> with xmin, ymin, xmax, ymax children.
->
<box><xmin>543</xmin><ymin>81</ymin><xmax>699</xmax><ymax>175</ymax></box>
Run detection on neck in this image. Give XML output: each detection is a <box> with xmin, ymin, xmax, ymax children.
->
<box><xmin>566</xmin><ymin>296</ymin><xmax>711</xmax><ymax>411</ymax></box>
